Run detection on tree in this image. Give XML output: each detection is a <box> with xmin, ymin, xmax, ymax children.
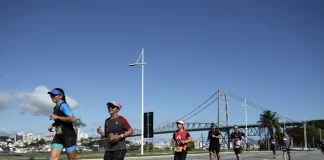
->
<box><xmin>258</xmin><ymin>110</ymin><xmax>280</xmax><ymax>136</ymax></box>
<box><xmin>73</xmin><ymin>118</ymin><xmax>86</xmax><ymax>128</ymax></box>
<box><xmin>187</xmin><ymin>141</ymin><xmax>195</xmax><ymax>151</ymax></box>
<box><xmin>38</xmin><ymin>138</ymin><xmax>46</xmax><ymax>145</ymax></box>
<box><xmin>257</xmin><ymin>110</ymin><xmax>280</xmax><ymax>150</ymax></box>
<box><xmin>0</xmin><ymin>136</ymin><xmax>11</xmax><ymax>141</ymax></box>
<box><xmin>286</xmin><ymin>125</ymin><xmax>321</xmax><ymax>147</ymax></box>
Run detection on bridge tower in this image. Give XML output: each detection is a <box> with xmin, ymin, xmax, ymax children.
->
<box><xmin>218</xmin><ymin>90</ymin><xmax>229</xmax><ymax>127</ymax></box>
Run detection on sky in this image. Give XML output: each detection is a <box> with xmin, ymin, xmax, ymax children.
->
<box><xmin>0</xmin><ymin>0</ymin><xmax>323</xmax><ymax>142</ymax></box>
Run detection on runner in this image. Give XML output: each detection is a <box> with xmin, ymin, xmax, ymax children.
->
<box><xmin>270</xmin><ymin>135</ymin><xmax>278</xmax><ymax>159</ymax></box>
<box><xmin>207</xmin><ymin>123</ymin><xmax>222</xmax><ymax>160</ymax></box>
<box><xmin>47</xmin><ymin>88</ymin><xmax>77</xmax><ymax>160</ymax></box>
<box><xmin>97</xmin><ymin>101</ymin><xmax>134</xmax><ymax>160</ymax></box>
<box><xmin>245</xmin><ymin>141</ymin><xmax>250</xmax><ymax>152</ymax></box>
<box><xmin>320</xmin><ymin>139</ymin><xmax>324</xmax><ymax>155</ymax></box>
<box><xmin>281</xmin><ymin>131</ymin><xmax>293</xmax><ymax>160</ymax></box>
<box><xmin>171</xmin><ymin>120</ymin><xmax>192</xmax><ymax>160</ymax></box>
<box><xmin>230</xmin><ymin>125</ymin><xmax>246</xmax><ymax>160</ymax></box>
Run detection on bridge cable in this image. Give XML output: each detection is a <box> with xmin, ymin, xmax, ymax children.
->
<box><xmin>183</xmin><ymin>97</ymin><xmax>219</xmax><ymax>121</ymax></box>
<box><xmin>226</xmin><ymin>91</ymin><xmax>301</xmax><ymax>124</ymax></box>
<box><xmin>176</xmin><ymin>90</ymin><xmax>219</xmax><ymax>122</ymax></box>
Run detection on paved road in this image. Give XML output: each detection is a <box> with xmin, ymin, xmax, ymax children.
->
<box><xmin>118</xmin><ymin>151</ymin><xmax>323</xmax><ymax>160</ymax></box>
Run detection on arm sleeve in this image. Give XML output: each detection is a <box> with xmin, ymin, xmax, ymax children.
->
<box><xmin>230</xmin><ymin>133</ymin><xmax>234</xmax><ymax>140</ymax></box>
<box><xmin>207</xmin><ymin>131</ymin><xmax>210</xmax><ymax>141</ymax></box>
<box><xmin>241</xmin><ymin>132</ymin><xmax>246</xmax><ymax>137</ymax></box>
<box><xmin>172</xmin><ymin>133</ymin><xmax>175</xmax><ymax>140</ymax></box>
<box><xmin>186</xmin><ymin>132</ymin><xmax>191</xmax><ymax>138</ymax></box>
<box><xmin>60</xmin><ymin>103</ymin><xmax>73</xmax><ymax>116</ymax></box>
<box><xmin>119</xmin><ymin>116</ymin><xmax>131</xmax><ymax>131</ymax></box>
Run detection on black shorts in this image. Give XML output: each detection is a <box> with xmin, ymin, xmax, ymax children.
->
<box><xmin>271</xmin><ymin>145</ymin><xmax>277</xmax><ymax>150</ymax></box>
<box><xmin>209</xmin><ymin>145</ymin><xmax>220</xmax><ymax>154</ymax></box>
<box><xmin>52</xmin><ymin>135</ymin><xmax>76</xmax><ymax>149</ymax></box>
<box><xmin>104</xmin><ymin>149</ymin><xmax>127</xmax><ymax>160</ymax></box>
<box><xmin>233</xmin><ymin>146</ymin><xmax>242</xmax><ymax>155</ymax></box>
<box><xmin>282</xmin><ymin>148</ymin><xmax>291</xmax><ymax>152</ymax></box>
<box><xmin>174</xmin><ymin>150</ymin><xmax>187</xmax><ymax>160</ymax></box>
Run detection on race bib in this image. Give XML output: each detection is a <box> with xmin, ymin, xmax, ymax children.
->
<box><xmin>234</xmin><ymin>146</ymin><xmax>241</xmax><ymax>149</ymax></box>
<box><xmin>174</xmin><ymin>146</ymin><xmax>182</xmax><ymax>152</ymax></box>
<box><xmin>272</xmin><ymin>141</ymin><xmax>276</xmax><ymax>144</ymax></box>
<box><xmin>107</xmin><ymin>133</ymin><xmax>114</xmax><ymax>142</ymax></box>
<box><xmin>55</xmin><ymin>126</ymin><xmax>62</xmax><ymax>135</ymax></box>
<box><xmin>283</xmin><ymin>138</ymin><xmax>288</xmax><ymax>141</ymax></box>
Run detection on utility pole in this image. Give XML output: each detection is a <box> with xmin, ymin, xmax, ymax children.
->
<box><xmin>312</xmin><ymin>124</ymin><xmax>315</xmax><ymax>150</ymax></box>
<box><xmin>238</xmin><ymin>98</ymin><xmax>248</xmax><ymax>145</ymax></box>
<box><xmin>304</xmin><ymin>122</ymin><xmax>307</xmax><ymax>150</ymax></box>
<box><xmin>319</xmin><ymin>128</ymin><xmax>322</xmax><ymax>140</ymax></box>
<box><xmin>201</xmin><ymin>133</ymin><xmax>205</xmax><ymax>150</ymax></box>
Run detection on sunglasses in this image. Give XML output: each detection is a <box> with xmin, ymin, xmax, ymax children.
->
<box><xmin>50</xmin><ymin>94</ymin><xmax>59</xmax><ymax>98</ymax></box>
<box><xmin>107</xmin><ymin>104</ymin><xmax>118</xmax><ymax>109</ymax></box>
<box><xmin>234</xmin><ymin>128</ymin><xmax>238</xmax><ymax>129</ymax></box>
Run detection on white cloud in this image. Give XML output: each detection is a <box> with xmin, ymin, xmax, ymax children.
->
<box><xmin>15</xmin><ymin>86</ymin><xmax>78</xmax><ymax>116</ymax></box>
<box><xmin>0</xmin><ymin>92</ymin><xmax>14</xmax><ymax>111</ymax></box>
<box><xmin>0</xmin><ymin>127</ymin><xmax>12</xmax><ymax>136</ymax></box>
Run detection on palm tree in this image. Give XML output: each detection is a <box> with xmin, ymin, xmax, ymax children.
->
<box><xmin>257</xmin><ymin>110</ymin><xmax>281</xmax><ymax>149</ymax></box>
<box><xmin>73</xmin><ymin>118</ymin><xmax>86</xmax><ymax>129</ymax></box>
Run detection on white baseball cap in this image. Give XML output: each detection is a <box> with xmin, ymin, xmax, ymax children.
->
<box><xmin>176</xmin><ymin>120</ymin><xmax>184</xmax><ymax>125</ymax></box>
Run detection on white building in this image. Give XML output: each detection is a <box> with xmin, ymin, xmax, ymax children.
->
<box><xmin>79</xmin><ymin>132</ymin><xmax>88</xmax><ymax>139</ymax></box>
<box><xmin>45</xmin><ymin>135</ymin><xmax>54</xmax><ymax>141</ymax></box>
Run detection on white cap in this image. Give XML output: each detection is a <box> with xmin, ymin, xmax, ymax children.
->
<box><xmin>176</xmin><ymin>120</ymin><xmax>184</xmax><ymax>125</ymax></box>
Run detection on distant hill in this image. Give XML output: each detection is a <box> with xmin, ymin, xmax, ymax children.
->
<box><xmin>307</xmin><ymin>120</ymin><xmax>324</xmax><ymax>129</ymax></box>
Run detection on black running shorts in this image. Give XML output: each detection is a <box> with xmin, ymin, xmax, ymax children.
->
<box><xmin>209</xmin><ymin>145</ymin><xmax>220</xmax><ymax>154</ymax></box>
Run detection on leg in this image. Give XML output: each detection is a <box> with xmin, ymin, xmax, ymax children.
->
<box><xmin>215</xmin><ymin>145</ymin><xmax>220</xmax><ymax>160</ymax></box>
<box><xmin>174</xmin><ymin>152</ymin><xmax>180</xmax><ymax>160</ymax></box>
<box><xmin>62</xmin><ymin>136</ymin><xmax>77</xmax><ymax>160</ymax></box>
<box><xmin>234</xmin><ymin>149</ymin><xmax>240</xmax><ymax>160</ymax></box>
<box><xmin>282</xmin><ymin>150</ymin><xmax>286</xmax><ymax>160</ymax></box>
<box><xmin>104</xmin><ymin>151</ymin><xmax>113</xmax><ymax>160</ymax></box>
<box><xmin>65</xmin><ymin>146</ymin><xmax>77</xmax><ymax>160</ymax></box>
<box><xmin>50</xmin><ymin>136</ymin><xmax>63</xmax><ymax>160</ymax></box>
<box><xmin>112</xmin><ymin>149</ymin><xmax>127</xmax><ymax>160</ymax></box>
<box><xmin>179</xmin><ymin>150</ymin><xmax>187</xmax><ymax>160</ymax></box>
<box><xmin>209</xmin><ymin>146</ymin><xmax>214</xmax><ymax>160</ymax></box>
<box><xmin>50</xmin><ymin>144</ymin><xmax>63</xmax><ymax>160</ymax></box>
<box><xmin>287</xmin><ymin>149</ymin><xmax>291</xmax><ymax>160</ymax></box>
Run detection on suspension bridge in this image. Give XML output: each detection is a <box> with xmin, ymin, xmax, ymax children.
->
<box><xmin>128</xmin><ymin>90</ymin><xmax>307</xmax><ymax>149</ymax></box>
<box><xmin>91</xmin><ymin>90</ymin><xmax>316</xmax><ymax>149</ymax></box>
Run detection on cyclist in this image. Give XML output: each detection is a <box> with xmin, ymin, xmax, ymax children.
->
<box><xmin>207</xmin><ymin>123</ymin><xmax>222</xmax><ymax>160</ymax></box>
<box><xmin>230</xmin><ymin>125</ymin><xmax>246</xmax><ymax>160</ymax></box>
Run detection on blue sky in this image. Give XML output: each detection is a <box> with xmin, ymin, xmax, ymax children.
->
<box><xmin>0</xmin><ymin>0</ymin><xmax>323</xmax><ymax>141</ymax></box>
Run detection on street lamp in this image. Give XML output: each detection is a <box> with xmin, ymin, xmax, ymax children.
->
<box><xmin>300</xmin><ymin>122</ymin><xmax>307</xmax><ymax>150</ymax></box>
<box><xmin>129</xmin><ymin>48</ymin><xmax>147</xmax><ymax>155</ymax></box>
<box><xmin>238</xmin><ymin>98</ymin><xmax>248</xmax><ymax>145</ymax></box>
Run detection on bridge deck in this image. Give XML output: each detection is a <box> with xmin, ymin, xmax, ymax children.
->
<box><xmin>130</xmin><ymin>121</ymin><xmax>302</xmax><ymax>137</ymax></box>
